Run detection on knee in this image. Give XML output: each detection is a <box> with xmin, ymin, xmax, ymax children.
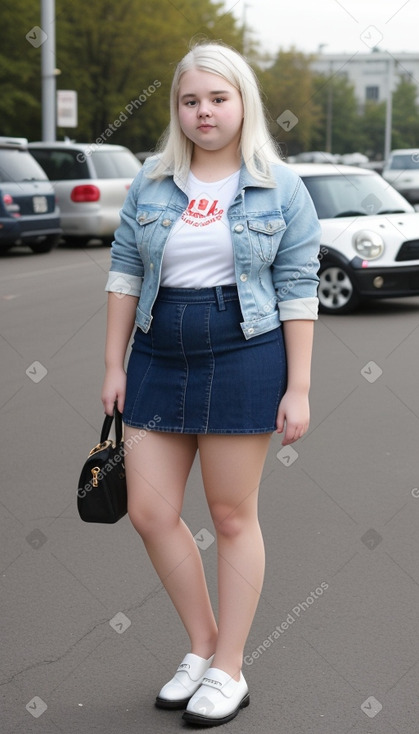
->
<box><xmin>128</xmin><ymin>502</ymin><xmax>180</xmax><ymax>539</ymax></box>
<box><xmin>210</xmin><ymin>503</ymin><xmax>250</xmax><ymax>539</ymax></box>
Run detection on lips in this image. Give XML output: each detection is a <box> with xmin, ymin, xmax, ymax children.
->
<box><xmin>197</xmin><ymin>124</ymin><xmax>215</xmax><ymax>130</ymax></box>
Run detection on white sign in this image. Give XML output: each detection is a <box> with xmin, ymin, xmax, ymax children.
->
<box><xmin>57</xmin><ymin>90</ymin><xmax>78</xmax><ymax>128</ymax></box>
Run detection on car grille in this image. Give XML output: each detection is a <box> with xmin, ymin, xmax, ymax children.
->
<box><xmin>395</xmin><ymin>240</ymin><xmax>419</xmax><ymax>261</ymax></box>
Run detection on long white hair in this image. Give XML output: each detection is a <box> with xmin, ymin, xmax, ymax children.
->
<box><xmin>149</xmin><ymin>42</ymin><xmax>282</xmax><ymax>183</ymax></box>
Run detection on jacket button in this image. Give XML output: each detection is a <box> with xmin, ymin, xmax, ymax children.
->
<box><xmin>138</xmin><ymin>214</ymin><xmax>146</xmax><ymax>222</ymax></box>
<box><xmin>248</xmin><ymin>327</ymin><xmax>255</xmax><ymax>334</ymax></box>
<box><xmin>150</xmin><ymin>262</ymin><xmax>154</xmax><ymax>270</ymax></box>
<box><xmin>162</xmin><ymin>219</ymin><xmax>172</xmax><ymax>227</ymax></box>
<box><xmin>234</xmin><ymin>224</ymin><xmax>244</xmax><ymax>233</ymax></box>
<box><xmin>240</xmin><ymin>273</ymin><xmax>248</xmax><ymax>282</ymax></box>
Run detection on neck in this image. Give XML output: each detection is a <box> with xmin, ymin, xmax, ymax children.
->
<box><xmin>191</xmin><ymin>147</ymin><xmax>241</xmax><ymax>182</ymax></box>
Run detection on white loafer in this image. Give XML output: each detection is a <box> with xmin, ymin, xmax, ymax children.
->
<box><xmin>182</xmin><ymin>667</ymin><xmax>249</xmax><ymax>726</ymax></box>
<box><xmin>155</xmin><ymin>653</ymin><xmax>214</xmax><ymax>710</ymax></box>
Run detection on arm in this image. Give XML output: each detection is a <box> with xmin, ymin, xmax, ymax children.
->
<box><xmin>101</xmin><ymin>292</ymin><xmax>138</xmax><ymax>415</ymax></box>
<box><xmin>270</xmin><ymin>171</ymin><xmax>320</xmax><ymax>444</ymax></box>
<box><xmin>276</xmin><ymin>320</ymin><xmax>314</xmax><ymax>445</ymax></box>
<box><xmin>101</xmin><ymin>167</ymin><xmax>146</xmax><ymax>415</ymax></box>
<box><xmin>271</xmin><ymin>173</ymin><xmax>321</xmax><ymax>321</ymax></box>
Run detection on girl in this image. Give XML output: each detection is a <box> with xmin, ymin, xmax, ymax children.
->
<box><xmin>101</xmin><ymin>42</ymin><xmax>321</xmax><ymax>727</ymax></box>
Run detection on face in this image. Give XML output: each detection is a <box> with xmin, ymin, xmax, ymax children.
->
<box><xmin>178</xmin><ymin>69</ymin><xmax>244</xmax><ymax>155</ymax></box>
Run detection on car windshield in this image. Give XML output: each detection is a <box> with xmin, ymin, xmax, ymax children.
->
<box><xmin>301</xmin><ymin>172</ymin><xmax>413</xmax><ymax>219</ymax></box>
<box><xmin>388</xmin><ymin>154</ymin><xmax>419</xmax><ymax>170</ymax></box>
<box><xmin>90</xmin><ymin>150</ymin><xmax>141</xmax><ymax>178</ymax></box>
<box><xmin>0</xmin><ymin>148</ymin><xmax>49</xmax><ymax>183</ymax></box>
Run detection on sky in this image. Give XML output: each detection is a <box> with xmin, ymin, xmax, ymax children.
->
<box><xmin>227</xmin><ymin>0</ymin><xmax>419</xmax><ymax>57</ymax></box>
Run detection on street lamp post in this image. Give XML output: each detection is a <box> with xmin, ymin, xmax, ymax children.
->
<box><xmin>41</xmin><ymin>0</ymin><xmax>56</xmax><ymax>141</ymax></box>
<box><xmin>326</xmin><ymin>62</ymin><xmax>333</xmax><ymax>154</ymax></box>
<box><xmin>384</xmin><ymin>55</ymin><xmax>394</xmax><ymax>161</ymax></box>
<box><xmin>318</xmin><ymin>46</ymin><xmax>333</xmax><ymax>154</ymax></box>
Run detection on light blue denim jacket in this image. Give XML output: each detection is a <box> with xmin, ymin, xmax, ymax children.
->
<box><xmin>106</xmin><ymin>156</ymin><xmax>321</xmax><ymax>339</ymax></box>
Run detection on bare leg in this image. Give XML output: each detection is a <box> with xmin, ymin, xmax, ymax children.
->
<box><xmin>125</xmin><ymin>427</ymin><xmax>218</xmax><ymax>658</ymax></box>
<box><xmin>198</xmin><ymin>433</ymin><xmax>271</xmax><ymax>680</ymax></box>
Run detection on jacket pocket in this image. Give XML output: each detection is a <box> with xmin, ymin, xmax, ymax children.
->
<box><xmin>247</xmin><ymin>216</ymin><xmax>286</xmax><ymax>263</ymax></box>
<box><xmin>136</xmin><ymin>207</ymin><xmax>165</xmax><ymax>246</ymax></box>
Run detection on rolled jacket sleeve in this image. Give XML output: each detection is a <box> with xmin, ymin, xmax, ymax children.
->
<box><xmin>105</xmin><ymin>271</ymin><xmax>142</xmax><ymax>297</ymax></box>
<box><xmin>105</xmin><ymin>170</ymin><xmax>144</xmax><ymax>297</ymax></box>
<box><xmin>272</xmin><ymin>175</ymin><xmax>322</xmax><ymax>321</ymax></box>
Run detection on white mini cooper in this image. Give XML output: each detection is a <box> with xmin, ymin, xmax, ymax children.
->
<box><xmin>290</xmin><ymin>163</ymin><xmax>419</xmax><ymax>314</ymax></box>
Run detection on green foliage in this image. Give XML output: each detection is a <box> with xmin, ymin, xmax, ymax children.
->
<box><xmin>55</xmin><ymin>0</ymin><xmax>243</xmax><ymax>151</ymax></box>
<box><xmin>309</xmin><ymin>74</ymin><xmax>361</xmax><ymax>154</ymax></box>
<box><xmin>259</xmin><ymin>49</ymin><xmax>322</xmax><ymax>157</ymax></box>
<box><xmin>392</xmin><ymin>78</ymin><xmax>419</xmax><ymax>149</ymax></box>
<box><xmin>0</xmin><ymin>0</ymin><xmax>42</xmax><ymax>138</ymax></box>
<box><xmin>357</xmin><ymin>101</ymin><xmax>386</xmax><ymax>160</ymax></box>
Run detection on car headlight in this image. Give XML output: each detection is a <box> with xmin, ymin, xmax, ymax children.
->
<box><xmin>352</xmin><ymin>230</ymin><xmax>384</xmax><ymax>260</ymax></box>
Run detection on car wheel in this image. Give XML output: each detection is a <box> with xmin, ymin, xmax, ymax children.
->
<box><xmin>100</xmin><ymin>236</ymin><xmax>114</xmax><ymax>247</ymax></box>
<box><xmin>0</xmin><ymin>243</ymin><xmax>14</xmax><ymax>253</ymax></box>
<box><xmin>63</xmin><ymin>236</ymin><xmax>93</xmax><ymax>247</ymax></box>
<box><xmin>29</xmin><ymin>235</ymin><xmax>61</xmax><ymax>254</ymax></box>
<box><xmin>318</xmin><ymin>262</ymin><xmax>360</xmax><ymax>314</ymax></box>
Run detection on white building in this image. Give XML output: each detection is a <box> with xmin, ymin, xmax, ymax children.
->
<box><xmin>311</xmin><ymin>50</ymin><xmax>419</xmax><ymax>107</ymax></box>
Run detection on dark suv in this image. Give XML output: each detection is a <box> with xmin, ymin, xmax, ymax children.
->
<box><xmin>0</xmin><ymin>138</ymin><xmax>61</xmax><ymax>253</ymax></box>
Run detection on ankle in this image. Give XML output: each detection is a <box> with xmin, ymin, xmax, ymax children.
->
<box><xmin>210</xmin><ymin>658</ymin><xmax>242</xmax><ymax>681</ymax></box>
<box><xmin>191</xmin><ymin>633</ymin><xmax>218</xmax><ymax>660</ymax></box>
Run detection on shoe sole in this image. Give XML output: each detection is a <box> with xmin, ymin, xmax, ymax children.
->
<box><xmin>182</xmin><ymin>692</ymin><xmax>250</xmax><ymax>726</ymax></box>
<box><xmin>155</xmin><ymin>695</ymin><xmax>191</xmax><ymax>710</ymax></box>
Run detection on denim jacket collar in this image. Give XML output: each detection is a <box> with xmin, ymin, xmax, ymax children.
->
<box><xmin>170</xmin><ymin>159</ymin><xmax>276</xmax><ymax>195</ymax></box>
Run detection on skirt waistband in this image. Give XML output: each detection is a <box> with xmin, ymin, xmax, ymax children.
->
<box><xmin>156</xmin><ymin>285</ymin><xmax>239</xmax><ymax>310</ymax></box>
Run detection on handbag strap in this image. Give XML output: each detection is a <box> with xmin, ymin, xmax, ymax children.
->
<box><xmin>100</xmin><ymin>405</ymin><xmax>123</xmax><ymax>444</ymax></box>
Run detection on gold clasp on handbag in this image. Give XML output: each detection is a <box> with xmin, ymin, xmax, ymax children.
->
<box><xmin>91</xmin><ymin>467</ymin><xmax>100</xmax><ymax>487</ymax></box>
<box><xmin>89</xmin><ymin>439</ymin><xmax>112</xmax><ymax>457</ymax></box>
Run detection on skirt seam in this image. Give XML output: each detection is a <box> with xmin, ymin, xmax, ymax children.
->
<box><xmin>178</xmin><ymin>304</ymin><xmax>188</xmax><ymax>432</ymax></box>
<box><xmin>122</xmin><ymin>422</ymin><xmax>275</xmax><ymax>435</ymax></box>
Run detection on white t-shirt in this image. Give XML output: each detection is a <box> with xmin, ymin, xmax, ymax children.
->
<box><xmin>160</xmin><ymin>170</ymin><xmax>240</xmax><ymax>287</ymax></box>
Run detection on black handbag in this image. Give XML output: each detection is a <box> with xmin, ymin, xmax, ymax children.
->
<box><xmin>77</xmin><ymin>406</ymin><xmax>127</xmax><ymax>523</ymax></box>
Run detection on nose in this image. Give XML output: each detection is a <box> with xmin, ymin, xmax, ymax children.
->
<box><xmin>197</xmin><ymin>102</ymin><xmax>212</xmax><ymax>118</ymax></box>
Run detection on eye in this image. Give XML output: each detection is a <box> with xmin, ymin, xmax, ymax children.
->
<box><xmin>214</xmin><ymin>97</ymin><xmax>225</xmax><ymax>104</ymax></box>
<box><xmin>185</xmin><ymin>100</ymin><xmax>198</xmax><ymax>107</ymax></box>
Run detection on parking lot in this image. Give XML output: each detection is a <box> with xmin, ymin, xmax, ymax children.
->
<box><xmin>1</xmin><ymin>243</ymin><xmax>419</xmax><ymax>733</ymax></box>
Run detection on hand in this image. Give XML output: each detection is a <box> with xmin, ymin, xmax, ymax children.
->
<box><xmin>276</xmin><ymin>389</ymin><xmax>310</xmax><ymax>445</ymax></box>
<box><xmin>101</xmin><ymin>366</ymin><xmax>126</xmax><ymax>416</ymax></box>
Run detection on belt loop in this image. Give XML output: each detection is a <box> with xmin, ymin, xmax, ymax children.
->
<box><xmin>215</xmin><ymin>285</ymin><xmax>226</xmax><ymax>311</ymax></box>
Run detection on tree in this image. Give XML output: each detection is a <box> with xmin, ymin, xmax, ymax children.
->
<box><xmin>0</xmin><ymin>0</ymin><xmax>42</xmax><ymax>138</ymax></box>
<box><xmin>55</xmin><ymin>0</ymin><xmax>243</xmax><ymax>151</ymax></box>
<box><xmin>391</xmin><ymin>77</ymin><xmax>419</xmax><ymax>150</ymax></box>
<box><xmin>310</xmin><ymin>73</ymin><xmax>360</xmax><ymax>154</ymax></box>
<box><xmin>259</xmin><ymin>49</ymin><xmax>322</xmax><ymax>158</ymax></box>
<box><xmin>358</xmin><ymin>101</ymin><xmax>386</xmax><ymax>160</ymax></box>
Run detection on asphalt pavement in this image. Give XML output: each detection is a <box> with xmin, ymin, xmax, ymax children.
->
<box><xmin>1</xmin><ymin>243</ymin><xmax>419</xmax><ymax>734</ymax></box>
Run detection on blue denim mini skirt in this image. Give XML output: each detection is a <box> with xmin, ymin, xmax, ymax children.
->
<box><xmin>123</xmin><ymin>285</ymin><xmax>287</xmax><ymax>434</ymax></box>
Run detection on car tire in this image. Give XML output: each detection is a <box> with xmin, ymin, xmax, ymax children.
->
<box><xmin>318</xmin><ymin>262</ymin><xmax>360</xmax><ymax>314</ymax></box>
<box><xmin>63</xmin><ymin>236</ymin><xmax>94</xmax><ymax>247</ymax></box>
<box><xmin>0</xmin><ymin>243</ymin><xmax>15</xmax><ymax>253</ymax></box>
<box><xmin>29</xmin><ymin>235</ymin><xmax>61</xmax><ymax>254</ymax></box>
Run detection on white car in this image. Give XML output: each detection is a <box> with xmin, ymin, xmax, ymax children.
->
<box><xmin>382</xmin><ymin>149</ymin><xmax>419</xmax><ymax>206</ymax></box>
<box><xmin>289</xmin><ymin>163</ymin><xmax>419</xmax><ymax>313</ymax></box>
<box><xmin>28</xmin><ymin>142</ymin><xmax>141</xmax><ymax>245</ymax></box>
